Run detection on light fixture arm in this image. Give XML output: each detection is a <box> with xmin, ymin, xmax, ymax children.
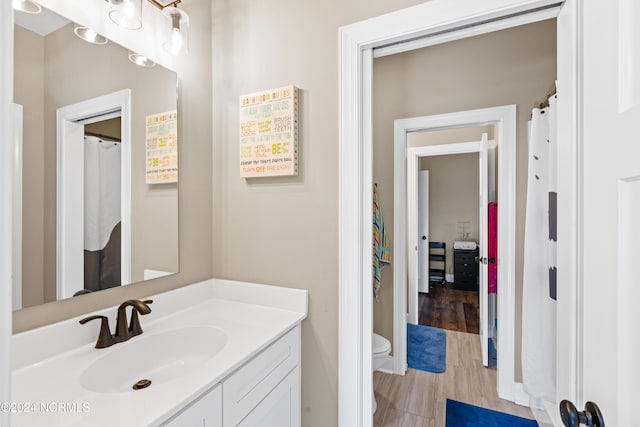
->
<box><xmin>147</xmin><ymin>0</ymin><xmax>181</xmax><ymax>10</ymax></box>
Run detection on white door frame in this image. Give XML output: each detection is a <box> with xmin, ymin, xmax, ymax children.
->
<box><xmin>397</xmin><ymin>111</ymin><xmax>510</xmax><ymax>398</ymax></box>
<box><xmin>1</xmin><ymin>0</ymin><xmax>13</xmax><ymax>420</ymax></box>
<box><xmin>56</xmin><ymin>89</ymin><xmax>132</xmax><ymax>299</ymax></box>
<box><xmin>338</xmin><ymin>0</ymin><xmax>580</xmax><ymax>425</ymax></box>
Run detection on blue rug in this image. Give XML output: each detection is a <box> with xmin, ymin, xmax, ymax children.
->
<box><xmin>407</xmin><ymin>324</ymin><xmax>446</xmax><ymax>373</ymax></box>
<box><xmin>445</xmin><ymin>399</ymin><xmax>538</xmax><ymax>427</ymax></box>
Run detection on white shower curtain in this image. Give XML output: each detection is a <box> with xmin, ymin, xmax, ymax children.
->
<box><xmin>522</xmin><ymin>94</ymin><xmax>557</xmax><ymax>403</ymax></box>
<box><xmin>84</xmin><ymin>136</ymin><xmax>121</xmax><ymax>252</ymax></box>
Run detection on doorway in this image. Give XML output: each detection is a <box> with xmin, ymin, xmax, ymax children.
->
<box><xmin>389</xmin><ymin>106</ymin><xmax>515</xmax><ymax>393</ymax></box>
<box><xmin>339</xmin><ymin>2</ymin><xmax>572</xmax><ymax>425</ymax></box>
<box><xmin>417</xmin><ymin>152</ymin><xmax>482</xmax><ymax>334</ymax></box>
<box><xmin>56</xmin><ymin>89</ymin><xmax>132</xmax><ymax>300</ymax></box>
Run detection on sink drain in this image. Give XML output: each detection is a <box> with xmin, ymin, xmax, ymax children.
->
<box><xmin>132</xmin><ymin>379</ymin><xmax>152</xmax><ymax>390</ymax></box>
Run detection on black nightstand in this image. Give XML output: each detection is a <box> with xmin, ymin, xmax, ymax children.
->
<box><xmin>453</xmin><ymin>248</ymin><xmax>479</xmax><ymax>291</ymax></box>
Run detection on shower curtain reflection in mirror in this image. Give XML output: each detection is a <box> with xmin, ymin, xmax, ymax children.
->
<box><xmin>82</xmin><ymin>132</ymin><xmax>122</xmax><ymax>293</ymax></box>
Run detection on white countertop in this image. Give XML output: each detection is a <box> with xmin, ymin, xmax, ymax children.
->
<box><xmin>10</xmin><ymin>279</ymin><xmax>308</xmax><ymax>426</ymax></box>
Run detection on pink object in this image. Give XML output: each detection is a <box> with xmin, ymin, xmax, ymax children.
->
<box><xmin>488</xmin><ymin>202</ymin><xmax>498</xmax><ymax>294</ymax></box>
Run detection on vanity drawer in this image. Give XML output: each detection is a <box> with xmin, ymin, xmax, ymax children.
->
<box><xmin>223</xmin><ymin>326</ymin><xmax>300</xmax><ymax>426</ymax></box>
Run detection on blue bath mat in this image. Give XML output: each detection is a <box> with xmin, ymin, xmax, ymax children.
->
<box><xmin>445</xmin><ymin>399</ymin><xmax>538</xmax><ymax>427</ymax></box>
<box><xmin>407</xmin><ymin>323</ymin><xmax>446</xmax><ymax>373</ymax></box>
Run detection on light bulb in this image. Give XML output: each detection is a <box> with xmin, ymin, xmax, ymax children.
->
<box><xmin>128</xmin><ymin>51</ymin><xmax>156</xmax><ymax>67</ymax></box>
<box><xmin>85</xmin><ymin>28</ymin><xmax>98</xmax><ymax>43</ymax></box>
<box><xmin>123</xmin><ymin>0</ymin><xmax>135</xmax><ymax>19</ymax></box>
<box><xmin>108</xmin><ymin>0</ymin><xmax>142</xmax><ymax>30</ymax></box>
<box><xmin>162</xmin><ymin>7</ymin><xmax>189</xmax><ymax>56</ymax></box>
<box><xmin>73</xmin><ymin>24</ymin><xmax>108</xmax><ymax>45</ymax></box>
<box><xmin>167</xmin><ymin>28</ymin><xmax>183</xmax><ymax>55</ymax></box>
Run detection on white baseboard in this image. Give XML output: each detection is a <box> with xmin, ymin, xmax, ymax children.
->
<box><xmin>445</xmin><ymin>274</ymin><xmax>454</xmax><ymax>283</ymax></box>
<box><xmin>504</xmin><ymin>383</ymin><xmax>558</xmax><ymax>426</ymax></box>
<box><xmin>378</xmin><ymin>355</ymin><xmax>395</xmax><ymax>374</ymax></box>
<box><xmin>513</xmin><ymin>383</ymin><xmax>534</xmax><ymax>408</ymax></box>
<box><xmin>528</xmin><ymin>397</ymin><xmax>556</xmax><ymax>427</ymax></box>
<box><xmin>541</xmin><ymin>398</ymin><xmax>560</xmax><ymax>426</ymax></box>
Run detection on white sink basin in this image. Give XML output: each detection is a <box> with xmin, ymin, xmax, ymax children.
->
<box><xmin>79</xmin><ymin>326</ymin><xmax>228</xmax><ymax>393</ymax></box>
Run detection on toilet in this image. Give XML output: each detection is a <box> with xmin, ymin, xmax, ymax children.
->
<box><xmin>372</xmin><ymin>333</ymin><xmax>391</xmax><ymax>414</ymax></box>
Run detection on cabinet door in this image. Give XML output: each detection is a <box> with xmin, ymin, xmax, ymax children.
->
<box><xmin>162</xmin><ymin>384</ymin><xmax>222</xmax><ymax>427</ymax></box>
<box><xmin>223</xmin><ymin>327</ymin><xmax>299</xmax><ymax>426</ymax></box>
<box><xmin>237</xmin><ymin>368</ymin><xmax>300</xmax><ymax>427</ymax></box>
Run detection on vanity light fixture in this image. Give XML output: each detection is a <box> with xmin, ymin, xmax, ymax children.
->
<box><xmin>105</xmin><ymin>0</ymin><xmax>189</xmax><ymax>57</ymax></box>
<box><xmin>74</xmin><ymin>24</ymin><xmax>109</xmax><ymax>45</ymax></box>
<box><xmin>162</xmin><ymin>5</ymin><xmax>189</xmax><ymax>56</ymax></box>
<box><xmin>106</xmin><ymin>0</ymin><xmax>143</xmax><ymax>30</ymax></box>
<box><xmin>13</xmin><ymin>0</ymin><xmax>41</xmax><ymax>14</ymax></box>
<box><xmin>128</xmin><ymin>51</ymin><xmax>156</xmax><ymax>67</ymax></box>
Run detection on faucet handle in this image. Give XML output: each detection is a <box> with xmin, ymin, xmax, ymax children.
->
<box><xmin>79</xmin><ymin>315</ymin><xmax>114</xmax><ymax>349</ymax></box>
<box><xmin>128</xmin><ymin>299</ymin><xmax>153</xmax><ymax>337</ymax></box>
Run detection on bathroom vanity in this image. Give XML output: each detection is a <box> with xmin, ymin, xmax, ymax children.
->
<box><xmin>10</xmin><ymin>279</ymin><xmax>307</xmax><ymax>426</ymax></box>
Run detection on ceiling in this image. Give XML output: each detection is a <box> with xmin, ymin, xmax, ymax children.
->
<box><xmin>14</xmin><ymin>6</ymin><xmax>70</xmax><ymax>36</ymax></box>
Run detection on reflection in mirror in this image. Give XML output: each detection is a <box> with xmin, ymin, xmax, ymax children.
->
<box><xmin>13</xmin><ymin>5</ymin><xmax>179</xmax><ymax>310</ymax></box>
<box><xmin>83</xmin><ymin>117</ymin><xmax>123</xmax><ymax>294</ymax></box>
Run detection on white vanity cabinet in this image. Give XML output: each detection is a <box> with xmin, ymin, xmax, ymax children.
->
<box><xmin>11</xmin><ymin>279</ymin><xmax>307</xmax><ymax>427</ymax></box>
<box><xmin>223</xmin><ymin>325</ymin><xmax>301</xmax><ymax>426</ymax></box>
<box><xmin>236</xmin><ymin>368</ymin><xmax>300</xmax><ymax>427</ymax></box>
<box><xmin>164</xmin><ymin>325</ymin><xmax>301</xmax><ymax>427</ymax></box>
<box><xmin>163</xmin><ymin>384</ymin><xmax>223</xmax><ymax>426</ymax></box>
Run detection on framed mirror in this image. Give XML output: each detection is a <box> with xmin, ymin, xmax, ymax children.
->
<box><xmin>13</xmin><ymin>4</ymin><xmax>179</xmax><ymax>310</ymax></box>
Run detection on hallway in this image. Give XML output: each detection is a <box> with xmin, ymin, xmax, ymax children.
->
<box><xmin>373</xmin><ymin>330</ymin><xmax>533</xmax><ymax>426</ymax></box>
<box><xmin>418</xmin><ymin>287</ymin><xmax>479</xmax><ymax>334</ymax></box>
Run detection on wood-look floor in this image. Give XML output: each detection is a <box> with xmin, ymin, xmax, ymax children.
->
<box><xmin>373</xmin><ymin>330</ymin><xmax>534</xmax><ymax>427</ymax></box>
<box><xmin>418</xmin><ymin>286</ymin><xmax>479</xmax><ymax>334</ymax></box>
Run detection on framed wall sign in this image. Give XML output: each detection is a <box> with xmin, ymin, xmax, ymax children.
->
<box><xmin>145</xmin><ymin>110</ymin><xmax>178</xmax><ymax>184</ymax></box>
<box><xmin>239</xmin><ymin>85</ymin><xmax>298</xmax><ymax>178</ymax></box>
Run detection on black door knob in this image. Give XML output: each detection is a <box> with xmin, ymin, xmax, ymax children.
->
<box><xmin>422</xmin><ymin>236</ymin><xmax>427</xmax><ymax>240</ymax></box>
<box><xmin>560</xmin><ymin>400</ymin><xmax>605</xmax><ymax>427</ymax></box>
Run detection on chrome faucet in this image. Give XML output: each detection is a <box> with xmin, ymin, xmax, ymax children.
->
<box><xmin>80</xmin><ymin>299</ymin><xmax>153</xmax><ymax>349</ymax></box>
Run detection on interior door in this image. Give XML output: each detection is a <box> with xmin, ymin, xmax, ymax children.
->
<box><xmin>569</xmin><ymin>1</ymin><xmax>640</xmax><ymax>425</ymax></box>
<box><xmin>418</xmin><ymin>170</ymin><xmax>429</xmax><ymax>293</ymax></box>
<box><xmin>478</xmin><ymin>133</ymin><xmax>489</xmax><ymax>367</ymax></box>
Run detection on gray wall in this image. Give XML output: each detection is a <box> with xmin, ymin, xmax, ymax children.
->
<box><xmin>210</xmin><ymin>0</ymin><xmax>427</xmax><ymax>425</ymax></box>
<box><xmin>14</xmin><ymin>26</ymin><xmax>45</xmax><ymax>307</ymax></box>
<box><xmin>372</xmin><ymin>19</ymin><xmax>557</xmax><ymax>382</ymax></box>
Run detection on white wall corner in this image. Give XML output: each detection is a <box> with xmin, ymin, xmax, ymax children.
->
<box><xmin>0</xmin><ymin>0</ymin><xmax>13</xmax><ymax>422</ymax></box>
